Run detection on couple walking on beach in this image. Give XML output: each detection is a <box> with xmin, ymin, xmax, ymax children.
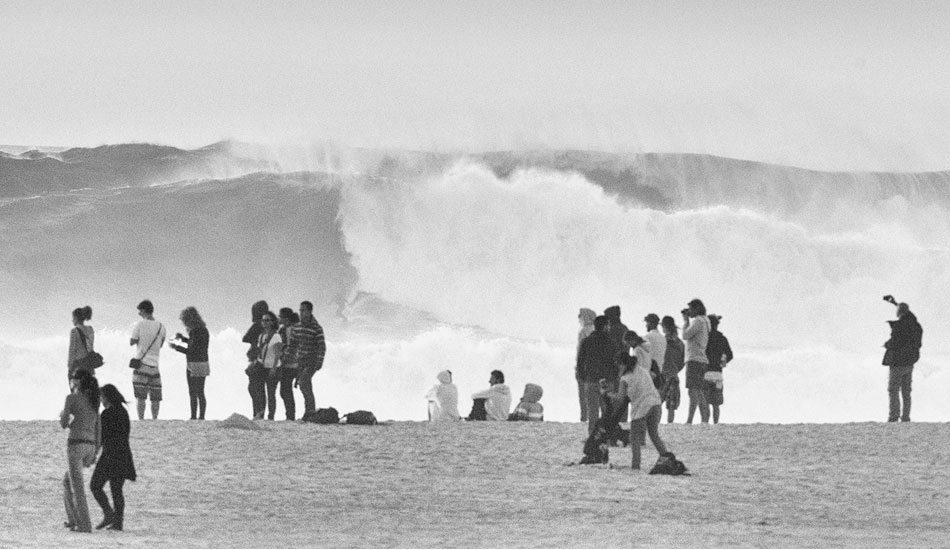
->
<box><xmin>242</xmin><ymin>300</ymin><xmax>326</xmax><ymax>421</ymax></box>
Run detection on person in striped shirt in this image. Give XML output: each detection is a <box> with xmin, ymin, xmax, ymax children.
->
<box><xmin>289</xmin><ymin>301</ymin><xmax>326</xmax><ymax>416</ymax></box>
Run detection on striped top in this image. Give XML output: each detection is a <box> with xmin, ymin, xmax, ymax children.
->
<box><xmin>289</xmin><ymin>318</ymin><xmax>326</xmax><ymax>369</ymax></box>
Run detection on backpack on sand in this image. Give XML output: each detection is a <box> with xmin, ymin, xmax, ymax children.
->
<box><xmin>649</xmin><ymin>452</ymin><xmax>690</xmax><ymax>476</ymax></box>
<box><xmin>302</xmin><ymin>407</ymin><xmax>339</xmax><ymax>424</ymax></box>
<box><xmin>341</xmin><ymin>410</ymin><xmax>378</xmax><ymax>425</ymax></box>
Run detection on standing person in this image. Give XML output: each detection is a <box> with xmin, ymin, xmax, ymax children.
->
<box><xmin>660</xmin><ymin>316</ymin><xmax>685</xmax><ymax>424</ymax></box>
<box><xmin>425</xmin><ymin>370</ymin><xmax>461</xmax><ymax>422</ymax></box>
<box><xmin>129</xmin><ymin>300</ymin><xmax>165</xmax><ymax>421</ymax></box>
<box><xmin>470</xmin><ymin>370</ymin><xmax>512</xmax><ymax>421</ymax></box>
<box><xmin>704</xmin><ymin>314</ymin><xmax>734</xmax><ymax>424</ymax></box>
<box><xmin>575</xmin><ymin>308</ymin><xmax>597</xmax><ymax>422</ymax></box>
<box><xmin>169</xmin><ymin>306</ymin><xmax>210</xmax><ymax>420</ymax></box>
<box><xmin>615</xmin><ymin>353</ymin><xmax>671</xmax><ymax>471</ymax></box>
<box><xmin>90</xmin><ymin>384</ymin><xmax>136</xmax><ymax>531</ymax></box>
<box><xmin>576</xmin><ymin>315</ymin><xmax>619</xmax><ymax>435</ymax></box>
<box><xmin>257</xmin><ymin>311</ymin><xmax>283</xmax><ymax>420</ymax></box>
<box><xmin>242</xmin><ymin>300</ymin><xmax>269</xmax><ymax>418</ymax></box>
<box><xmin>682</xmin><ymin>298</ymin><xmax>710</xmax><ymax>424</ymax></box>
<box><xmin>60</xmin><ymin>369</ymin><xmax>100</xmax><ymax>533</ymax></box>
<box><xmin>643</xmin><ymin>313</ymin><xmax>667</xmax><ymax>385</ymax></box>
<box><xmin>276</xmin><ymin>308</ymin><xmax>299</xmax><ymax>421</ymax></box>
<box><xmin>882</xmin><ymin>296</ymin><xmax>923</xmax><ymax>422</ymax></box>
<box><xmin>604</xmin><ymin>305</ymin><xmax>628</xmax><ymax>353</ymax></box>
<box><xmin>289</xmin><ymin>301</ymin><xmax>326</xmax><ymax>418</ymax></box>
<box><xmin>67</xmin><ymin>306</ymin><xmax>95</xmax><ymax>379</ymax></box>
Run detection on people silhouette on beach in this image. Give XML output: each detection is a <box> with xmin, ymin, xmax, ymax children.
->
<box><xmin>426</xmin><ymin>370</ymin><xmax>460</xmax><ymax>422</ymax></box>
<box><xmin>576</xmin><ymin>308</ymin><xmax>597</xmax><ymax>422</ymax></box>
<box><xmin>169</xmin><ymin>306</ymin><xmax>210</xmax><ymax>420</ymax></box>
<box><xmin>242</xmin><ymin>300</ymin><xmax>269</xmax><ymax>419</ymax></box>
<box><xmin>68</xmin><ymin>306</ymin><xmax>95</xmax><ymax>380</ymax></box>
<box><xmin>660</xmin><ymin>315</ymin><xmax>685</xmax><ymax>423</ymax></box>
<box><xmin>576</xmin><ymin>315</ymin><xmax>619</xmax><ymax>434</ymax></box>
<box><xmin>704</xmin><ymin>314</ymin><xmax>733</xmax><ymax>424</ymax></box>
<box><xmin>682</xmin><ymin>298</ymin><xmax>711</xmax><ymax>424</ymax></box>
<box><xmin>468</xmin><ymin>370</ymin><xmax>512</xmax><ymax>421</ymax></box>
<box><xmin>60</xmin><ymin>369</ymin><xmax>100</xmax><ymax>533</ymax></box>
<box><xmin>276</xmin><ymin>308</ymin><xmax>300</xmax><ymax>421</ymax></box>
<box><xmin>90</xmin><ymin>384</ymin><xmax>136</xmax><ymax>531</ymax></box>
<box><xmin>289</xmin><ymin>301</ymin><xmax>326</xmax><ymax>418</ymax></box>
<box><xmin>129</xmin><ymin>300</ymin><xmax>166</xmax><ymax>420</ymax></box>
<box><xmin>882</xmin><ymin>295</ymin><xmax>923</xmax><ymax>422</ymax></box>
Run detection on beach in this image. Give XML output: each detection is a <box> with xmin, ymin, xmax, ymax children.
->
<box><xmin>3</xmin><ymin>419</ymin><xmax>948</xmax><ymax>548</ymax></box>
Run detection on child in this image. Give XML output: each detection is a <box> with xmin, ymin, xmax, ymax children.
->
<box><xmin>508</xmin><ymin>383</ymin><xmax>544</xmax><ymax>421</ymax></box>
<box><xmin>616</xmin><ymin>352</ymin><xmax>672</xmax><ymax>470</ymax></box>
<box><xmin>577</xmin><ymin>418</ymin><xmax>611</xmax><ymax>464</ymax></box>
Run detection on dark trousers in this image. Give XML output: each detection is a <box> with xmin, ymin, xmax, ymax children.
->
<box><xmin>90</xmin><ymin>469</ymin><xmax>125</xmax><ymax>520</ymax></box>
<box><xmin>278</xmin><ymin>368</ymin><xmax>297</xmax><ymax>420</ymax></box>
<box><xmin>629</xmin><ymin>405</ymin><xmax>668</xmax><ymax>469</ymax></box>
<box><xmin>298</xmin><ymin>366</ymin><xmax>318</xmax><ymax>415</ymax></box>
<box><xmin>888</xmin><ymin>365</ymin><xmax>914</xmax><ymax>421</ymax></box>
<box><xmin>577</xmin><ymin>379</ymin><xmax>588</xmax><ymax>422</ymax></box>
<box><xmin>265</xmin><ymin>374</ymin><xmax>279</xmax><ymax>420</ymax></box>
<box><xmin>186</xmin><ymin>373</ymin><xmax>207</xmax><ymax>420</ymax></box>
<box><xmin>247</xmin><ymin>368</ymin><xmax>268</xmax><ymax>418</ymax></box>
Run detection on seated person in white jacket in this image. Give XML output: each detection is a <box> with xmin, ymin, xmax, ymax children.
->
<box><xmin>425</xmin><ymin>370</ymin><xmax>460</xmax><ymax>422</ymax></box>
<box><xmin>468</xmin><ymin>370</ymin><xmax>512</xmax><ymax>421</ymax></box>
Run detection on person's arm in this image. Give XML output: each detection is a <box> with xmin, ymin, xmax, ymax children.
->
<box><xmin>722</xmin><ymin>336</ymin><xmax>734</xmax><ymax>365</ymax></box>
<box><xmin>472</xmin><ymin>387</ymin><xmax>494</xmax><ymax>400</ymax></box>
<box><xmin>130</xmin><ymin>321</ymin><xmax>140</xmax><ymax>347</ymax></box>
<box><xmin>682</xmin><ymin>318</ymin><xmax>698</xmax><ymax>340</ymax></box>
<box><xmin>67</xmin><ymin>328</ymin><xmax>79</xmax><ymax>369</ymax></box>
<box><xmin>576</xmin><ymin>338</ymin><xmax>588</xmax><ymax>380</ymax></box>
<box><xmin>59</xmin><ymin>396</ymin><xmax>72</xmax><ymax>429</ymax></box>
<box><xmin>314</xmin><ymin>327</ymin><xmax>327</xmax><ymax>370</ymax></box>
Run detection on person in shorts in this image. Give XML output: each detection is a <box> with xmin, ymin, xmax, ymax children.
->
<box><xmin>129</xmin><ymin>300</ymin><xmax>166</xmax><ymax>420</ymax></box>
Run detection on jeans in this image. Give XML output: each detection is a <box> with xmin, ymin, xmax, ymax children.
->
<box><xmin>888</xmin><ymin>365</ymin><xmax>914</xmax><ymax>421</ymax></box>
<box><xmin>186</xmin><ymin>372</ymin><xmax>207</xmax><ymax>419</ymax></box>
<box><xmin>247</xmin><ymin>367</ymin><xmax>268</xmax><ymax>418</ymax></box>
<box><xmin>629</xmin><ymin>405</ymin><xmax>668</xmax><ymax>469</ymax></box>
<box><xmin>278</xmin><ymin>368</ymin><xmax>297</xmax><ymax>420</ymax></box>
<box><xmin>577</xmin><ymin>379</ymin><xmax>588</xmax><ymax>422</ymax></box>
<box><xmin>265</xmin><ymin>373</ymin><xmax>279</xmax><ymax>420</ymax></box>
<box><xmin>90</xmin><ymin>469</ymin><xmax>125</xmax><ymax>521</ymax></box>
<box><xmin>583</xmin><ymin>381</ymin><xmax>604</xmax><ymax>436</ymax></box>
<box><xmin>63</xmin><ymin>442</ymin><xmax>95</xmax><ymax>532</ymax></box>
<box><xmin>298</xmin><ymin>365</ymin><xmax>318</xmax><ymax>415</ymax></box>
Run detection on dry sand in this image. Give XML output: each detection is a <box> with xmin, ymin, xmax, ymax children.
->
<box><xmin>2</xmin><ymin>419</ymin><xmax>948</xmax><ymax>548</ymax></box>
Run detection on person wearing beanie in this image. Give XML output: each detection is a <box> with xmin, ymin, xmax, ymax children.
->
<box><xmin>509</xmin><ymin>383</ymin><xmax>544</xmax><ymax>421</ymax></box>
<box><xmin>703</xmin><ymin>314</ymin><xmax>733</xmax><ymax>424</ymax></box>
<box><xmin>576</xmin><ymin>308</ymin><xmax>597</xmax><ymax>422</ymax></box>
<box><xmin>426</xmin><ymin>370</ymin><xmax>460</xmax><ymax>422</ymax></box>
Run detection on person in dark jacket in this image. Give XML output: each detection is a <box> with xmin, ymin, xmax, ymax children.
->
<box><xmin>169</xmin><ymin>306</ymin><xmax>210</xmax><ymax>420</ymax></box>
<box><xmin>90</xmin><ymin>384</ymin><xmax>136</xmax><ymax>531</ymax></box>
<box><xmin>242</xmin><ymin>300</ymin><xmax>269</xmax><ymax>418</ymax></box>
<box><xmin>576</xmin><ymin>315</ymin><xmax>619</xmax><ymax>435</ymax></box>
<box><xmin>882</xmin><ymin>296</ymin><xmax>923</xmax><ymax>422</ymax></box>
<box><xmin>276</xmin><ymin>308</ymin><xmax>300</xmax><ymax>421</ymax></box>
<box><xmin>604</xmin><ymin>305</ymin><xmax>628</xmax><ymax>355</ymax></box>
<box><xmin>703</xmin><ymin>314</ymin><xmax>733</xmax><ymax>424</ymax></box>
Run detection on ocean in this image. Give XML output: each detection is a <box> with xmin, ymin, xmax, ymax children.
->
<box><xmin>1</xmin><ymin>143</ymin><xmax>947</xmax><ymax>422</ymax></box>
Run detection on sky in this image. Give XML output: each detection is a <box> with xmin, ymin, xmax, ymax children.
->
<box><xmin>3</xmin><ymin>0</ymin><xmax>950</xmax><ymax>171</ymax></box>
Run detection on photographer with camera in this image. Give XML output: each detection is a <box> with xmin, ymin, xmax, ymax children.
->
<box><xmin>681</xmin><ymin>299</ymin><xmax>711</xmax><ymax>424</ymax></box>
<box><xmin>882</xmin><ymin>295</ymin><xmax>923</xmax><ymax>422</ymax></box>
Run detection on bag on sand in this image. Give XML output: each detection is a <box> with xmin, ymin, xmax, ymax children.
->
<box><xmin>342</xmin><ymin>410</ymin><xmax>378</xmax><ymax>425</ymax></box>
<box><xmin>649</xmin><ymin>452</ymin><xmax>690</xmax><ymax>476</ymax></box>
<box><xmin>302</xmin><ymin>407</ymin><xmax>339</xmax><ymax>424</ymax></box>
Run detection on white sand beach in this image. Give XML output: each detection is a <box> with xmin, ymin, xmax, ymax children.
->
<box><xmin>3</xmin><ymin>419</ymin><xmax>948</xmax><ymax>548</ymax></box>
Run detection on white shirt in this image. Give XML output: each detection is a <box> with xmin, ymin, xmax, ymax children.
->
<box><xmin>644</xmin><ymin>329</ymin><xmax>666</xmax><ymax>372</ymax></box>
<box><xmin>132</xmin><ymin>319</ymin><xmax>166</xmax><ymax>367</ymax></box>
<box><xmin>621</xmin><ymin>366</ymin><xmax>662</xmax><ymax>420</ymax></box>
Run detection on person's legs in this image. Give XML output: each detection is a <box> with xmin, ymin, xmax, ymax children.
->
<box><xmin>686</xmin><ymin>388</ymin><xmax>700</xmax><ymax>424</ymax></box>
<box><xmin>298</xmin><ymin>366</ymin><xmax>317</xmax><ymax>415</ymax></box>
<box><xmin>279</xmin><ymin>368</ymin><xmax>297</xmax><ymax>420</ymax></box>
<box><xmin>887</xmin><ymin>366</ymin><xmax>901</xmax><ymax>422</ymax></box>
<box><xmin>194</xmin><ymin>376</ymin><xmax>207</xmax><ymax>419</ymax></box>
<box><xmin>645</xmin><ymin>405</ymin><xmax>668</xmax><ymax>456</ymax></box>
<box><xmin>584</xmin><ymin>382</ymin><xmax>601</xmax><ymax>436</ymax></box>
<box><xmin>667</xmin><ymin>404</ymin><xmax>676</xmax><ymax>424</ymax></box>
<box><xmin>63</xmin><ymin>469</ymin><xmax>76</xmax><ymax>527</ymax></box>
<box><xmin>66</xmin><ymin>444</ymin><xmax>93</xmax><ymax>532</ymax></box>
<box><xmin>712</xmin><ymin>404</ymin><xmax>720</xmax><ymax>424</ymax></box>
<box><xmin>248</xmin><ymin>370</ymin><xmax>267</xmax><ymax>418</ymax></box>
<box><xmin>901</xmin><ymin>366</ymin><xmax>913</xmax><ymax>422</ymax></box>
<box><xmin>629</xmin><ymin>417</ymin><xmax>646</xmax><ymax>469</ymax></box>
<box><xmin>89</xmin><ymin>467</ymin><xmax>114</xmax><ymax>529</ymax></box>
<box><xmin>135</xmin><ymin>399</ymin><xmax>146</xmax><ymax>420</ymax></box>
<box><xmin>265</xmin><ymin>375</ymin><xmax>279</xmax><ymax>420</ymax></box>
<box><xmin>186</xmin><ymin>371</ymin><xmax>198</xmax><ymax>419</ymax></box>
<box><xmin>108</xmin><ymin>479</ymin><xmax>126</xmax><ymax>530</ymax></box>
<box><xmin>577</xmin><ymin>379</ymin><xmax>588</xmax><ymax>422</ymax></box>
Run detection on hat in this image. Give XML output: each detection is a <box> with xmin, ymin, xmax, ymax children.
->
<box><xmin>709</xmin><ymin>314</ymin><xmax>722</xmax><ymax>321</ymax></box>
<box><xmin>661</xmin><ymin>315</ymin><xmax>678</xmax><ymax>329</ymax></box>
<box><xmin>604</xmin><ymin>305</ymin><xmax>621</xmax><ymax>318</ymax></box>
<box><xmin>644</xmin><ymin>313</ymin><xmax>660</xmax><ymax>324</ymax></box>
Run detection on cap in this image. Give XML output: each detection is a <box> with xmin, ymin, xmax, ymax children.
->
<box><xmin>644</xmin><ymin>313</ymin><xmax>660</xmax><ymax>324</ymax></box>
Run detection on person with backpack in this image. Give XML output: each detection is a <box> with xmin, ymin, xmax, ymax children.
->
<box><xmin>615</xmin><ymin>353</ymin><xmax>670</xmax><ymax>471</ymax></box>
<box><xmin>68</xmin><ymin>306</ymin><xmax>96</xmax><ymax>380</ymax></box>
<box><xmin>882</xmin><ymin>296</ymin><xmax>923</xmax><ymax>422</ymax></box>
<box><xmin>169</xmin><ymin>306</ymin><xmax>210</xmax><ymax>420</ymax></box>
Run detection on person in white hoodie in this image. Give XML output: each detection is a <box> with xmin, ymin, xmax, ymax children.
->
<box><xmin>425</xmin><ymin>370</ymin><xmax>460</xmax><ymax>422</ymax></box>
<box><xmin>470</xmin><ymin>370</ymin><xmax>512</xmax><ymax>421</ymax></box>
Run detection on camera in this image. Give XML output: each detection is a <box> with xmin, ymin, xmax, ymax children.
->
<box><xmin>681</xmin><ymin>308</ymin><xmax>690</xmax><ymax>316</ymax></box>
<box><xmin>883</xmin><ymin>295</ymin><xmax>895</xmax><ymax>304</ymax></box>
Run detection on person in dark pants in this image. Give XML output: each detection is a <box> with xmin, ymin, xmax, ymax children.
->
<box><xmin>289</xmin><ymin>301</ymin><xmax>326</xmax><ymax>417</ymax></box>
<box><xmin>276</xmin><ymin>308</ymin><xmax>299</xmax><ymax>420</ymax></box>
<box><xmin>703</xmin><ymin>314</ymin><xmax>733</xmax><ymax>424</ymax></box>
<box><xmin>90</xmin><ymin>384</ymin><xmax>136</xmax><ymax>531</ymax></box>
<box><xmin>60</xmin><ymin>370</ymin><xmax>100</xmax><ymax>533</ymax></box>
<box><xmin>576</xmin><ymin>315</ymin><xmax>619</xmax><ymax>435</ymax></box>
<box><xmin>882</xmin><ymin>296</ymin><xmax>923</xmax><ymax>422</ymax></box>
<box><xmin>257</xmin><ymin>311</ymin><xmax>283</xmax><ymax>420</ymax></box>
<box><xmin>169</xmin><ymin>306</ymin><xmax>210</xmax><ymax>420</ymax></box>
<box><xmin>242</xmin><ymin>300</ymin><xmax>269</xmax><ymax>418</ymax></box>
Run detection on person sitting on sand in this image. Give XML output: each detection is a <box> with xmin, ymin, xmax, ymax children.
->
<box><xmin>426</xmin><ymin>370</ymin><xmax>460</xmax><ymax>422</ymax></box>
<box><xmin>509</xmin><ymin>383</ymin><xmax>544</xmax><ymax>421</ymax></box>
<box><xmin>468</xmin><ymin>370</ymin><xmax>511</xmax><ymax>421</ymax></box>
<box><xmin>616</xmin><ymin>353</ymin><xmax>671</xmax><ymax>471</ymax></box>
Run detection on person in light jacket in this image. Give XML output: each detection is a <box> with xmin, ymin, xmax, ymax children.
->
<box><xmin>470</xmin><ymin>370</ymin><xmax>512</xmax><ymax>421</ymax></box>
<box><xmin>426</xmin><ymin>370</ymin><xmax>461</xmax><ymax>422</ymax></box>
<box><xmin>509</xmin><ymin>383</ymin><xmax>544</xmax><ymax>421</ymax></box>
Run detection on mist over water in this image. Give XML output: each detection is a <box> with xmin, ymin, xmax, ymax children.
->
<box><xmin>2</xmin><ymin>145</ymin><xmax>948</xmax><ymax>422</ymax></box>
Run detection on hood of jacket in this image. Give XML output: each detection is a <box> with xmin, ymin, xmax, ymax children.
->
<box><xmin>521</xmin><ymin>383</ymin><xmax>543</xmax><ymax>403</ymax></box>
<box><xmin>437</xmin><ymin>370</ymin><xmax>452</xmax><ymax>384</ymax></box>
<box><xmin>578</xmin><ymin>308</ymin><xmax>597</xmax><ymax>326</ymax></box>
<box><xmin>604</xmin><ymin>305</ymin><xmax>621</xmax><ymax>319</ymax></box>
<box><xmin>492</xmin><ymin>383</ymin><xmax>511</xmax><ymax>396</ymax></box>
<box><xmin>251</xmin><ymin>300</ymin><xmax>269</xmax><ymax>322</ymax></box>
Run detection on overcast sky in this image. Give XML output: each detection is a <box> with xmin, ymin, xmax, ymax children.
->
<box><xmin>3</xmin><ymin>0</ymin><xmax>950</xmax><ymax>171</ymax></box>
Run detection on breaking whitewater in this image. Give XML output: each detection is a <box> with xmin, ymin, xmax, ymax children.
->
<box><xmin>1</xmin><ymin>142</ymin><xmax>948</xmax><ymax>425</ymax></box>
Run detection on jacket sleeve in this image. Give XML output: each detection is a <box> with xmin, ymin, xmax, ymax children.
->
<box><xmin>682</xmin><ymin>319</ymin><xmax>699</xmax><ymax>340</ymax></box>
<box><xmin>722</xmin><ymin>336</ymin><xmax>734</xmax><ymax>364</ymax></box>
<box><xmin>67</xmin><ymin>328</ymin><xmax>80</xmax><ymax>369</ymax></box>
<box><xmin>60</xmin><ymin>395</ymin><xmax>72</xmax><ymax>429</ymax></box>
<box><xmin>472</xmin><ymin>387</ymin><xmax>494</xmax><ymax>400</ymax></box>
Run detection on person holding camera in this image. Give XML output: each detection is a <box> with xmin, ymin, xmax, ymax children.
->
<box><xmin>681</xmin><ymin>298</ymin><xmax>711</xmax><ymax>424</ymax></box>
<box><xmin>882</xmin><ymin>295</ymin><xmax>923</xmax><ymax>422</ymax></box>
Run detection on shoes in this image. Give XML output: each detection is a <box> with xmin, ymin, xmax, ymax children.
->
<box><xmin>63</xmin><ymin>521</ymin><xmax>75</xmax><ymax>529</ymax></box>
<box><xmin>95</xmin><ymin>512</ymin><xmax>115</xmax><ymax>530</ymax></box>
<box><xmin>106</xmin><ymin>514</ymin><xmax>123</xmax><ymax>531</ymax></box>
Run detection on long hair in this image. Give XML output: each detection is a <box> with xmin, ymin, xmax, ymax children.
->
<box><xmin>180</xmin><ymin>306</ymin><xmax>207</xmax><ymax>330</ymax></box>
<box><xmin>71</xmin><ymin>369</ymin><xmax>101</xmax><ymax>409</ymax></box>
<box><xmin>99</xmin><ymin>384</ymin><xmax>127</xmax><ymax>407</ymax></box>
<box><xmin>72</xmin><ymin>305</ymin><xmax>92</xmax><ymax>323</ymax></box>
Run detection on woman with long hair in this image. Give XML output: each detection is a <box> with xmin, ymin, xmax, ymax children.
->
<box><xmin>254</xmin><ymin>311</ymin><xmax>282</xmax><ymax>420</ymax></box>
<box><xmin>67</xmin><ymin>306</ymin><xmax>95</xmax><ymax>379</ymax></box>
<box><xmin>276</xmin><ymin>308</ymin><xmax>299</xmax><ymax>420</ymax></box>
<box><xmin>169</xmin><ymin>306</ymin><xmax>210</xmax><ymax>420</ymax></box>
<box><xmin>60</xmin><ymin>369</ymin><xmax>100</xmax><ymax>532</ymax></box>
<box><xmin>90</xmin><ymin>384</ymin><xmax>136</xmax><ymax>531</ymax></box>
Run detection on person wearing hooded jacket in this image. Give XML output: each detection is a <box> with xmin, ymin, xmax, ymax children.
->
<box><xmin>882</xmin><ymin>297</ymin><xmax>923</xmax><ymax>422</ymax></box>
<box><xmin>576</xmin><ymin>308</ymin><xmax>597</xmax><ymax>422</ymax></box>
<box><xmin>426</xmin><ymin>370</ymin><xmax>460</xmax><ymax>422</ymax></box>
<box><xmin>577</xmin><ymin>315</ymin><xmax>619</xmax><ymax>435</ymax></box>
<box><xmin>509</xmin><ymin>383</ymin><xmax>544</xmax><ymax>421</ymax></box>
<box><xmin>470</xmin><ymin>370</ymin><xmax>512</xmax><ymax>421</ymax></box>
<box><xmin>604</xmin><ymin>305</ymin><xmax>628</xmax><ymax>354</ymax></box>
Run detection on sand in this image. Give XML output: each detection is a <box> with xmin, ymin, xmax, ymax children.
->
<box><xmin>2</xmin><ymin>419</ymin><xmax>948</xmax><ymax>548</ymax></box>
